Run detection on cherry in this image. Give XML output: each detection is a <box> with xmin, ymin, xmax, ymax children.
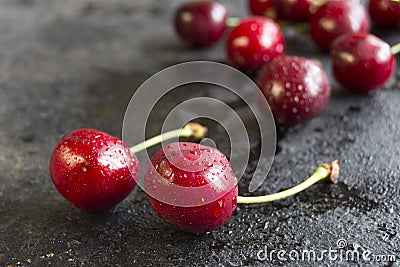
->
<box><xmin>275</xmin><ymin>0</ymin><xmax>316</xmax><ymax>23</ymax></box>
<box><xmin>310</xmin><ymin>0</ymin><xmax>370</xmax><ymax>51</ymax></box>
<box><xmin>330</xmin><ymin>32</ymin><xmax>396</xmax><ymax>93</ymax></box>
<box><xmin>248</xmin><ymin>0</ymin><xmax>277</xmax><ymax>19</ymax></box>
<box><xmin>174</xmin><ymin>1</ymin><xmax>227</xmax><ymax>47</ymax></box>
<box><xmin>145</xmin><ymin>141</ymin><xmax>340</xmax><ymax>233</ymax></box>
<box><xmin>369</xmin><ymin>0</ymin><xmax>400</xmax><ymax>29</ymax></box>
<box><xmin>50</xmin><ymin>123</ymin><xmax>207</xmax><ymax>212</ymax></box>
<box><xmin>144</xmin><ymin>142</ymin><xmax>238</xmax><ymax>233</ymax></box>
<box><xmin>226</xmin><ymin>16</ymin><xmax>285</xmax><ymax>72</ymax></box>
<box><xmin>257</xmin><ymin>56</ymin><xmax>331</xmax><ymax>127</ymax></box>
<box><xmin>50</xmin><ymin>129</ymin><xmax>139</xmax><ymax>212</ymax></box>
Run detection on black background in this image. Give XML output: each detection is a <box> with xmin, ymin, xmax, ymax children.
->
<box><xmin>1</xmin><ymin>0</ymin><xmax>399</xmax><ymax>266</ymax></box>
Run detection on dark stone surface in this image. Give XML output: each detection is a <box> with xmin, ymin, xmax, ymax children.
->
<box><xmin>0</xmin><ymin>0</ymin><xmax>399</xmax><ymax>266</ymax></box>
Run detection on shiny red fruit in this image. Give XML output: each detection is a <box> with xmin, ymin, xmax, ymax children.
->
<box><xmin>248</xmin><ymin>0</ymin><xmax>277</xmax><ymax>18</ymax></box>
<box><xmin>275</xmin><ymin>0</ymin><xmax>316</xmax><ymax>22</ymax></box>
<box><xmin>174</xmin><ymin>1</ymin><xmax>227</xmax><ymax>47</ymax></box>
<box><xmin>257</xmin><ymin>56</ymin><xmax>331</xmax><ymax>127</ymax></box>
<box><xmin>50</xmin><ymin>129</ymin><xmax>139</xmax><ymax>212</ymax></box>
<box><xmin>369</xmin><ymin>0</ymin><xmax>400</xmax><ymax>29</ymax></box>
<box><xmin>144</xmin><ymin>142</ymin><xmax>238</xmax><ymax>233</ymax></box>
<box><xmin>310</xmin><ymin>0</ymin><xmax>370</xmax><ymax>50</ymax></box>
<box><xmin>330</xmin><ymin>33</ymin><xmax>396</xmax><ymax>93</ymax></box>
<box><xmin>226</xmin><ymin>16</ymin><xmax>285</xmax><ymax>72</ymax></box>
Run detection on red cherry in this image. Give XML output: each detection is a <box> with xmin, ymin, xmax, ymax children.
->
<box><xmin>50</xmin><ymin>129</ymin><xmax>139</xmax><ymax>212</ymax></box>
<box><xmin>226</xmin><ymin>16</ymin><xmax>285</xmax><ymax>72</ymax></box>
<box><xmin>257</xmin><ymin>56</ymin><xmax>331</xmax><ymax>127</ymax></box>
<box><xmin>330</xmin><ymin>33</ymin><xmax>396</xmax><ymax>93</ymax></box>
<box><xmin>275</xmin><ymin>0</ymin><xmax>316</xmax><ymax>22</ymax></box>
<box><xmin>144</xmin><ymin>142</ymin><xmax>238</xmax><ymax>233</ymax></box>
<box><xmin>310</xmin><ymin>0</ymin><xmax>370</xmax><ymax>51</ymax></box>
<box><xmin>174</xmin><ymin>1</ymin><xmax>227</xmax><ymax>47</ymax></box>
<box><xmin>369</xmin><ymin>0</ymin><xmax>400</xmax><ymax>29</ymax></box>
<box><xmin>248</xmin><ymin>0</ymin><xmax>277</xmax><ymax>18</ymax></box>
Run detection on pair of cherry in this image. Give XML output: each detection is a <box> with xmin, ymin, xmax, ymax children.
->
<box><xmin>50</xmin><ymin>124</ymin><xmax>339</xmax><ymax>233</ymax></box>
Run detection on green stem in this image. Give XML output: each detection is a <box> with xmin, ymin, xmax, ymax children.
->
<box><xmin>391</xmin><ymin>42</ymin><xmax>400</xmax><ymax>55</ymax></box>
<box><xmin>226</xmin><ymin>17</ymin><xmax>241</xmax><ymax>28</ymax></box>
<box><xmin>237</xmin><ymin>160</ymin><xmax>340</xmax><ymax>204</ymax></box>
<box><xmin>129</xmin><ymin>123</ymin><xmax>207</xmax><ymax>154</ymax></box>
<box><xmin>311</xmin><ymin>0</ymin><xmax>326</xmax><ymax>7</ymax></box>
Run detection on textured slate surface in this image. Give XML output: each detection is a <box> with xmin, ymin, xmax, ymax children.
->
<box><xmin>0</xmin><ymin>0</ymin><xmax>399</xmax><ymax>266</ymax></box>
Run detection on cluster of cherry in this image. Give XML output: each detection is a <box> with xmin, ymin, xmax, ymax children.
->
<box><xmin>175</xmin><ymin>0</ymin><xmax>399</xmax><ymax>127</ymax></box>
<box><xmin>49</xmin><ymin>0</ymin><xmax>399</xmax><ymax>233</ymax></box>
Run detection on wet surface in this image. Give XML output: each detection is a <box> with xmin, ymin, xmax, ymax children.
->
<box><xmin>0</xmin><ymin>0</ymin><xmax>400</xmax><ymax>266</ymax></box>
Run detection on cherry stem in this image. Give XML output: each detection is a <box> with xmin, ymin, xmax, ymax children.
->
<box><xmin>226</xmin><ymin>17</ymin><xmax>241</xmax><ymax>27</ymax></box>
<box><xmin>391</xmin><ymin>42</ymin><xmax>400</xmax><ymax>55</ymax></box>
<box><xmin>311</xmin><ymin>0</ymin><xmax>326</xmax><ymax>7</ymax></box>
<box><xmin>237</xmin><ymin>160</ymin><xmax>340</xmax><ymax>204</ymax></box>
<box><xmin>129</xmin><ymin>123</ymin><xmax>207</xmax><ymax>154</ymax></box>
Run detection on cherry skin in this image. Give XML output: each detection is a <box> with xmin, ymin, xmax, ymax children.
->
<box><xmin>226</xmin><ymin>16</ymin><xmax>285</xmax><ymax>72</ymax></box>
<box><xmin>248</xmin><ymin>0</ymin><xmax>277</xmax><ymax>19</ymax></box>
<box><xmin>369</xmin><ymin>0</ymin><xmax>400</xmax><ymax>29</ymax></box>
<box><xmin>257</xmin><ymin>56</ymin><xmax>331</xmax><ymax>127</ymax></box>
<box><xmin>174</xmin><ymin>1</ymin><xmax>227</xmax><ymax>47</ymax></box>
<box><xmin>50</xmin><ymin>128</ymin><xmax>139</xmax><ymax>212</ymax></box>
<box><xmin>144</xmin><ymin>142</ymin><xmax>238</xmax><ymax>233</ymax></box>
<box><xmin>330</xmin><ymin>33</ymin><xmax>396</xmax><ymax>93</ymax></box>
<box><xmin>310</xmin><ymin>0</ymin><xmax>370</xmax><ymax>51</ymax></box>
<box><xmin>275</xmin><ymin>0</ymin><xmax>316</xmax><ymax>23</ymax></box>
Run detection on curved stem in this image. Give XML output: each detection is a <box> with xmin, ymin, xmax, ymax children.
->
<box><xmin>129</xmin><ymin>123</ymin><xmax>207</xmax><ymax>154</ymax></box>
<box><xmin>237</xmin><ymin>160</ymin><xmax>340</xmax><ymax>204</ymax></box>
<box><xmin>391</xmin><ymin>42</ymin><xmax>400</xmax><ymax>55</ymax></box>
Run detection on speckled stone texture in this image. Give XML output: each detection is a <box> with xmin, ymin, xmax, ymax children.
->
<box><xmin>0</xmin><ymin>0</ymin><xmax>399</xmax><ymax>266</ymax></box>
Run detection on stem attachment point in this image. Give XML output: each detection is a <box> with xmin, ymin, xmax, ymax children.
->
<box><xmin>183</xmin><ymin>122</ymin><xmax>208</xmax><ymax>139</ymax></box>
<box><xmin>321</xmin><ymin>160</ymin><xmax>340</xmax><ymax>183</ymax></box>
